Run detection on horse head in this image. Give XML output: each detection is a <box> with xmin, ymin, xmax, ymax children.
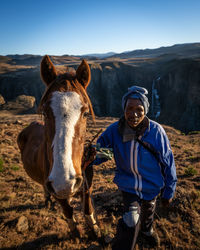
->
<box><xmin>38</xmin><ymin>55</ymin><xmax>94</xmax><ymax>199</ymax></box>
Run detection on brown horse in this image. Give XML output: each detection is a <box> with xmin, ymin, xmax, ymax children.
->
<box><xmin>17</xmin><ymin>55</ymin><xmax>99</xmax><ymax>235</ymax></box>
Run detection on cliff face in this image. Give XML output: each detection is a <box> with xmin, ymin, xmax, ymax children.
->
<box><xmin>88</xmin><ymin>59</ymin><xmax>200</xmax><ymax>133</ymax></box>
<box><xmin>88</xmin><ymin>62</ymin><xmax>154</xmax><ymax>117</ymax></box>
<box><xmin>157</xmin><ymin>59</ymin><xmax>200</xmax><ymax>132</ymax></box>
<box><xmin>0</xmin><ymin>58</ymin><xmax>200</xmax><ymax>132</ymax></box>
<box><xmin>0</xmin><ymin>68</ymin><xmax>45</xmax><ymax>105</ymax></box>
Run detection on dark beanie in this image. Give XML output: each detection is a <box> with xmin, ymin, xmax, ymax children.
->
<box><xmin>122</xmin><ymin>85</ymin><xmax>150</xmax><ymax>114</ymax></box>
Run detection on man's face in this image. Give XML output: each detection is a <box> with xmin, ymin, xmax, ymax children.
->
<box><xmin>124</xmin><ymin>98</ymin><xmax>145</xmax><ymax>128</ymax></box>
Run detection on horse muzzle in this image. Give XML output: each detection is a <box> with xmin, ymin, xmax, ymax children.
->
<box><xmin>45</xmin><ymin>175</ymin><xmax>83</xmax><ymax>199</ymax></box>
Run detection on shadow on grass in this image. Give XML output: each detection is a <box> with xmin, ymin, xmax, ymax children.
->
<box><xmin>0</xmin><ymin>234</ymin><xmax>67</xmax><ymax>250</ymax></box>
<box><xmin>0</xmin><ymin>203</ymin><xmax>45</xmax><ymax>213</ymax></box>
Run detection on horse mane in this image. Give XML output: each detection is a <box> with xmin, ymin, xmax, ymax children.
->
<box><xmin>37</xmin><ymin>73</ymin><xmax>95</xmax><ymax>122</ymax></box>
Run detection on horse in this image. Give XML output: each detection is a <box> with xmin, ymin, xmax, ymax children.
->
<box><xmin>17</xmin><ymin>55</ymin><xmax>100</xmax><ymax>236</ymax></box>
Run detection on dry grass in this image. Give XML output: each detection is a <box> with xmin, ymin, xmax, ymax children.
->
<box><xmin>0</xmin><ymin>63</ymin><xmax>36</xmax><ymax>74</ymax></box>
<box><xmin>0</xmin><ymin>114</ymin><xmax>199</xmax><ymax>249</ymax></box>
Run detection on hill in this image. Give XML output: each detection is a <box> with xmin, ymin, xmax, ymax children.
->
<box><xmin>107</xmin><ymin>43</ymin><xmax>200</xmax><ymax>59</ymax></box>
<box><xmin>80</xmin><ymin>52</ymin><xmax>116</xmax><ymax>59</ymax></box>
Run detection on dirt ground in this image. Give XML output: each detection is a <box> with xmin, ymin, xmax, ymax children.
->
<box><xmin>0</xmin><ymin>114</ymin><xmax>200</xmax><ymax>249</ymax></box>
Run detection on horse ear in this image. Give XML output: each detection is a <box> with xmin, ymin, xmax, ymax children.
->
<box><xmin>40</xmin><ymin>55</ymin><xmax>57</xmax><ymax>86</ymax></box>
<box><xmin>76</xmin><ymin>60</ymin><xmax>91</xmax><ymax>89</ymax></box>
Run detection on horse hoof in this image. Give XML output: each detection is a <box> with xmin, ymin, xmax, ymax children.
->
<box><xmin>67</xmin><ymin>216</ymin><xmax>77</xmax><ymax>231</ymax></box>
<box><xmin>85</xmin><ymin>213</ymin><xmax>101</xmax><ymax>238</ymax></box>
<box><xmin>45</xmin><ymin>199</ymin><xmax>55</xmax><ymax>210</ymax></box>
<box><xmin>104</xmin><ymin>233</ymin><xmax>114</xmax><ymax>244</ymax></box>
<box><xmin>70</xmin><ymin>226</ymin><xmax>81</xmax><ymax>238</ymax></box>
<box><xmin>93</xmin><ymin>224</ymin><xmax>101</xmax><ymax>238</ymax></box>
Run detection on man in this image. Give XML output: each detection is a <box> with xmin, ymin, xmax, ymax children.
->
<box><xmin>89</xmin><ymin>86</ymin><xmax>177</xmax><ymax>249</ymax></box>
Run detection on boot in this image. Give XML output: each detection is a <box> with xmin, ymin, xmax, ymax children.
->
<box><xmin>141</xmin><ymin>230</ymin><xmax>160</xmax><ymax>247</ymax></box>
<box><xmin>112</xmin><ymin>218</ymin><xmax>134</xmax><ymax>250</ymax></box>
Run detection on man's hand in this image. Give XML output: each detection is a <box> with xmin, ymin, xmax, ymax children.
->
<box><xmin>82</xmin><ymin>145</ymin><xmax>96</xmax><ymax>170</ymax></box>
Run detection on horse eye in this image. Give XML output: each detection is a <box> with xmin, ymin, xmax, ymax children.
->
<box><xmin>63</xmin><ymin>114</ymin><xmax>68</xmax><ymax>118</ymax></box>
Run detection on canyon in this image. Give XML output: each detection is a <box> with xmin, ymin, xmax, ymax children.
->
<box><xmin>0</xmin><ymin>43</ymin><xmax>200</xmax><ymax>132</ymax></box>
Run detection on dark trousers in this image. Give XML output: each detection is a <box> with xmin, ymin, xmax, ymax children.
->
<box><xmin>112</xmin><ymin>191</ymin><xmax>157</xmax><ymax>250</ymax></box>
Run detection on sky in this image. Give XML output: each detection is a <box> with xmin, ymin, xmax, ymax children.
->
<box><xmin>0</xmin><ymin>0</ymin><xmax>200</xmax><ymax>56</ymax></box>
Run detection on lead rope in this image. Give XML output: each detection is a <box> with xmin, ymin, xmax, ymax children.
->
<box><xmin>81</xmin><ymin>129</ymin><xmax>103</xmax><ymax>235</ymax></box>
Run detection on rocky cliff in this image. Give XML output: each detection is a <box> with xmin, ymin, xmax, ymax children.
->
<box><xmin>88</xmin><ymin>62</ymin><xmax>153</xmax><ymax>117</ymax></box>
<box><xmin>0</xmin><ymin>67</ymin><xmax>44</xmax><ymax>106</ymax></box>
<box><xmin>0</xmin><ymin>44</ymin><xmax>200</xmax><ymax>133</ymax></box>
<box><xmin>157</xmin><ymin>59</ymin><xmax>200</xmax><ymax>132</ymax></box>
<box><xmin>88</xmin><ymin>58</ymin><xmax>200</xmax><ymax>133</ymax></box>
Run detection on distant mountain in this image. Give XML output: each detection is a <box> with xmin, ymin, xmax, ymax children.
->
<box><xmin>80</xmin><ymin>52</ymin><xmax>117</xmax><ymax>59</ymax></box>
<box><xmin>108</xmin><ymin>43</ymin><xmax>200</xmax><ymax>59</ymax></box>
<box><xmin>2</xmin><ymin>43</ymin><xmax>200</xmax><ymax>62</ymax></box>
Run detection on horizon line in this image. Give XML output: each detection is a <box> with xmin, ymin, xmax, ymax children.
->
<box><xmin>1</xmin><ymin>42</ymin><xmax>200</xmax><ymax>57</ymax></box>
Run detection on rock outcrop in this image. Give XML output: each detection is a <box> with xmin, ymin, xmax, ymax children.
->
<box><xmin>0</xmin><ymin>95</ymin><xmax>36</xmax><ymax>114</ymax></box>
<box><xmin>0</xmin><ymin>94</ymin><xmax>5</xmax><ymax>105</ymax></box>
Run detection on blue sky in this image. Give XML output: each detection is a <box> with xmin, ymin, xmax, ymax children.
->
<box><xmin>0</xmin><ymin>0</ymin><xmax>200</xmax><ymax>56</ymax></box>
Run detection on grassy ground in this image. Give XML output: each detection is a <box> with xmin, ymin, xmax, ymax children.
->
<box><xmin>0</xmin><ymin>114</ymin><xmax>199</xmax><ymax>249</ymax></box>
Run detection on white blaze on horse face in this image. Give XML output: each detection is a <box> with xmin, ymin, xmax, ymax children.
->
<box><xmin>49</xmin><ymin>91</ymin><xmax>82</xmax><ymax>196</ymax></box>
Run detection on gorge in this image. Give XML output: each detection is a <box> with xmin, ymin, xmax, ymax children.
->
<box><xmin>0</xmin><ymin>43</ymin><xmax>200</xmax><ymax>133</ymax></box>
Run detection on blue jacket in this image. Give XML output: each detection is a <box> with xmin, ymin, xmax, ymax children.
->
<box><xmin>93</xmin><ymin>118</ymin><xmax>177</xmax><ymax>200</ymax></box>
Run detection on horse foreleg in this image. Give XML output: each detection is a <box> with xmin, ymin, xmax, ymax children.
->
<box><xmin>83</xmin><ymin>166</ymin><xmax>101</xmax><ymax>237</ymax></box>
<box><xmin>43</xmin><ymin>187</ymin><xmax>54</xmax><ymax>210</ymax></box>
<box><xmin>56</xmin><ymin>198</ymin><xmax>78</xmax><ymax>232</ymax></box>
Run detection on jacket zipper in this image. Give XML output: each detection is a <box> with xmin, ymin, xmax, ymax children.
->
<box><xmin>130</xmin><ymin>139</ymin><xmax>143</xmax><ymax>198</ymax></box>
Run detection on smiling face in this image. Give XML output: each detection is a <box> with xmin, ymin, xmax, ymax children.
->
<box><xmin>124</xmin><ymin>98</ymin><xmax>145</xmax><ymax>128</ymax></box>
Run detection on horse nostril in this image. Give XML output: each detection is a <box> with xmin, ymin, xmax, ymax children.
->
<box><xmin>74</xmin><ymin>176</ymin><xmax>83</xmax><ymax>190</ymax></box>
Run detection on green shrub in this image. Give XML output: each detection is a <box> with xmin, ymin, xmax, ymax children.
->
<box><xmin>188</xmin><ymin>131</ymin><xmax>200</xmax><ymax>135</ymax></box>
<box><xmin>12</xmin><ymin>165</ymin><xmax>20</xmax><ymax>171</ymax></box>
<box><xmin>107</xmin><ymin>178</ymin><xmax>112</xmax><ymax>183</ymax></box>
<box><xmin>0</xmin><ymin>158</ymin><xmax>4</xmax><ymax>172</ymax></box>
<box><xmin>188</xmin><ymin>156</ymin><xmax>200</xmax><ymax>162</ymax></box>
<box><xmin>184</xmin><ymin>166</ymin><xmax>197</xmax><ymax>176</ymax></box>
